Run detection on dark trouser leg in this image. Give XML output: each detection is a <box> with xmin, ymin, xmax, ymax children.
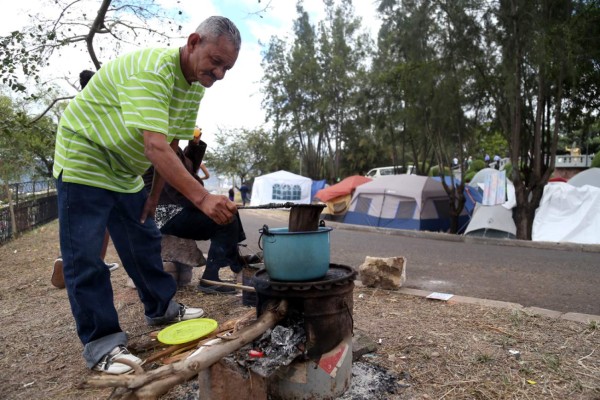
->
<box><xmin>107</xmin><ymin>190</ymin><xmax>177</xmax><ymax>319</ymax></box>
<box><xmin>160</xmin><ymin>207</ymin><xmax>246</xmax><ymax>280</ymax></box>
<box><xmin>57</xmin><ymin>176</ymin><xmax>128</xmax><ymax>368</ymax></box>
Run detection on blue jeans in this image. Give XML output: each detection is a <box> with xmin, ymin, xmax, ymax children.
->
<box><xmin>57</xmin><ymin>175</ymin><xmax>180</xmax><ymax>368</ymax></box>
<box><xmin>160</xmin><ymin>206</ymin><xmax>246</xmax><ymax>280</ymax></box>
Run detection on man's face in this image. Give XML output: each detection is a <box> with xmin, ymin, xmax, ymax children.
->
<box><xmin>186</xmin><ymin>34</ymin><xmax>239</xmax><ymax>88</ymax></box>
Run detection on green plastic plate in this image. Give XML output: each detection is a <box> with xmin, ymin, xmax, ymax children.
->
<box><xmin>157</xmin><ymin>318</ymin><xmax>218</xmax><ymax>345</ymax></box>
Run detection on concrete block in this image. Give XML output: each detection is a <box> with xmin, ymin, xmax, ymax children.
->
<box><xmin>358</xmin><ymin>256</ymin><xmax>406</xmax><ymax>290</ymax></box>
<box><xmin>161</xmin><ymin>234</ymin><xmax>206</xmax><ymax>267</ymax></box>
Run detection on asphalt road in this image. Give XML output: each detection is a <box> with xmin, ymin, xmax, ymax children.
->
<box><xmin>237</xmin><ymin>209</ymin><xmax>600</xmax><ymax>316</ymax></box>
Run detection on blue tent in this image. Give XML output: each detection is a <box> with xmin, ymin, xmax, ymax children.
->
<box><xmin>431</xmin><ymin>176</ymin><xmax>481</xmax><ymax>215</ymax></box>
<box><xmin>343</xmin><ymin>175</ymin><xmax>469</xmax><ymax>231</ymax></box>
<box><xmin>310</xmin><ymin>179</ymin><xmax>327</xmax><ymax>201</ymax></box>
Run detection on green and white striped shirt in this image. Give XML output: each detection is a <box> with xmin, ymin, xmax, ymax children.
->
<box><xmin>53</xmin><ymin>48</ymin><xmax>205</xmax><ymax>192</ymax></box>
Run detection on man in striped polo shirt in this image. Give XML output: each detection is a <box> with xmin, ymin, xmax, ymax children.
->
<box><xmin>53</xmin><ymin>16</ymin><xmax>241</xmax><ymax>375</ymax></box>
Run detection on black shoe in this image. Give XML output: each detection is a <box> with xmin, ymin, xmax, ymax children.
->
<box><xmin>197</xmin><ymin>281</ymin><xmax>237</xmax><ymax>295</ymax></box>
<box><xmin>238</xmin><ymin>252</ymin><xmax>263</xmax><ymax>266</ymax></box>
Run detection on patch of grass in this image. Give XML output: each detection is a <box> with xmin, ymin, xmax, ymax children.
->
<box><xmin>542</xmin><ymin>353</ymin><xmax>561</xmax><ymax>372</ymax></box>
<box><xmin>499</xmin><ymin>336</ymin><xmax>517</xmax><ymax>348</ymax></box>
<box><xmin>509</xmin><ymin>309</ymin><xmax>523</xmax><ymax>327</ymax></box>
<box><xmin>587</xmin><ymin>320</ymin><xmax>598</xmax><ymax>332</ymax></box>
<box><xmin>476</xmin><ymin>353</ymin><xmax>494</xmax><ymax>363</ymax></box>
<box><xmin>519</xmin><ymin>364</ymin><xmax>534</xmax><ymax>376</ymax></box>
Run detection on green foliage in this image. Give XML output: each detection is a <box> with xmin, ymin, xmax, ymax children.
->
<box><xmin>474</xmin><ymin>130</ymin><xmax>509</xmax><ymax>161</ymax></box>
<box><xmin>503</xmin><ymin>162</ymin><xmax>513</xmax><ymax>180</ymax></box>
<box><xmin>0</xmin><ymin>95</ymin><xmax>45</xmax><ymax>183</ymax></box>
<box><xmin>260</xmin><ymin>0</ymin><xmax>369</xmax><ymax>180</ymax></box>
<box><xmin>464</xmin><ymin>170</ymin><xmax>476</xmax><ymax>183</ymax></box>
<box><xmin>428</xmin><ymin>165</ymin><xmax>451</xmax><ymax>177</ymax></box>
<box><xmin>469</xmin><ymin>159</ymin><xmax>486</xmax><ymax>173</ymax></box>
<box><xmin>592</xmin><ymin>151</ymin><xmax>600</xmax><ymax>168</ymax></box>
<box><xmin>204</xmin><ymin>127</ymin><xmax>296</xmax><ymax>185</ymax></box>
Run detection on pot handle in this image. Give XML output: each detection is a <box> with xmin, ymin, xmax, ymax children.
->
<box><xmin>344</xmin><ymin>300</ymin><xmax>354</xmax><ymax>332</ymax></box>
<box><xmin>257</xmin><ymin>224</ymin><xmax>272</xmax><ymax>250</ymax></box>
<box><xmin>319</xmin><ymin>220</ymin><xmax>326</xmax><ymax>227</ymax></box>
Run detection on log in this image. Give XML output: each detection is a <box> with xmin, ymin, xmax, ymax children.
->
<box><xmin>81</xmin><ymin>299</ymin><xmax>288</xmax><ymax>399</ymax></box>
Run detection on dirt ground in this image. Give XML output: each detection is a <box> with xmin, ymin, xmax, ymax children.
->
<box><xmin>0</xmin><ymin>221</ymin><xmax>599</xmax><ymax>399</ymax></box>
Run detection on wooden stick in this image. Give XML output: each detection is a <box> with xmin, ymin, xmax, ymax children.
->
<box><xmin>200</xmin><ymin>278</ymin><xmax>255</xmax><ymax>292</ymax></box>
<box><xmin>144</xmin><ymin>340</ymin><xmax>201</xmax><ymax>364</ymax></box>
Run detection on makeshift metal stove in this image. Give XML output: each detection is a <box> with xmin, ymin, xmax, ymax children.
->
<box><xmin>249</xmin><ymin>264</ymin><xmax>357</xmax><ymax>400</ymax></box>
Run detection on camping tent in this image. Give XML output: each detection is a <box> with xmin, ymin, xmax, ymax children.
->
<box><xmin>310</xmin><ymin>179</ymin><xmax>327</xmax><ymax>202</ymax></box>
<box><xmin>532</xmin><ymin>182</ymin><xmax>600</xmax><ymax>244</ymax></box>
<box><xmin>568</xmin><ymin>167</ymin><xmax>600</xmax><ymax>189</ymax></box>
<box><xmin>316</xmin><ymin>176</ymin><xmax>372</xmax><ymax>202</ymax></box>
<box><xmin>343</xmin><ymin>175</ymin><xmax>468</xmax><ymax>231</ymax></box>
<box><xmin>431</xmin><ymin>176</ymin><xmax>480</xmax><ymax>215</ymax></box>
<box><xmin>249</xmin><ymin>170</ymin><xmax>312</xmax><ymax>206</ymax></box>
<box><xmin>464</xmin><ymin>168</ymin><xmax>517</xmax><ymax>238</ymax></box>
<box><xmin>464</xmin><ymin>204</ymin><xmax>516</xmax><ymax>238</ymax></box>
<box><xmin>315</xmin><ymin>175</ymin><xmax>372</xmax><ymax>218</ymax></box>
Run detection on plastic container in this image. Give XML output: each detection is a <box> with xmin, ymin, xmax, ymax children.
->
<box><xmin>259</xmin><ymin>226</ymin><xmax>333</xmax><ymax>281</ymax></box>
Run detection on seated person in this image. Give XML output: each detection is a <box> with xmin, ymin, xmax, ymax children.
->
<box><xmin>143</xmin><ymin>137</ymin><xmax>245</xmax><ymax>295</ymax></box>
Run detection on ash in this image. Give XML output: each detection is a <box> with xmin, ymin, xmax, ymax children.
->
<box><xmin>232</xmin><ymin>316</ymin><xmax>306</xmax><ymax>378</ymax></box>
<box><xmin>338</xmin><ymin>361</ymin><xmax>400</xmax><ymax>400</ymax></box>
<box><xmin>247</xmin><ymin>324</ymin><xmax>306</xmax><ymax>377</ymax></box>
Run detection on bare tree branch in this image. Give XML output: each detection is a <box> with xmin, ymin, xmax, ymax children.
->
<box><xmin>30</xmin><ymin>96</ymin><xmax>74</xmax><ymax>124</ymax></box>
<box><xmin>86</xmin><ymin>0</ymin><xmax>112</xmax><ymax>70</ymax></box>
<box><xmin>51</xmin><ymin>0</ymin><xmax>85</xmax><ymax>32</ymax></box>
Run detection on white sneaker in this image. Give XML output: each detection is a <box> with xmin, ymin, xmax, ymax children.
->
<box><xmin>92</xmin><ymin>345</ymin><xmax>142</xmax><ymax>375</ymax></box>
<box><xmin>105</xmin><ymin>262</ymin><xmax>120</xmax><ymax>272</ymax></box>
<box><xmin>172</xmin><ymin>303</ymin><xmax>205</xmax><ymax>322</ymax></box>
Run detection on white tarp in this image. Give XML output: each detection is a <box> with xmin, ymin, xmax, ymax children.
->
<box><xmin>469</xmin><ymin>168</ymin><xmax>516</xmax><ymax>209</ymax></box>
<box><xmin>249</xmin><ymin>170</ymin><xmax>312</xmax><ymax>206</ymax></box>
<box><xmin>532</xmin><ymin>182</ymin><xmax>600</xmax><ymax>244</ymax></box>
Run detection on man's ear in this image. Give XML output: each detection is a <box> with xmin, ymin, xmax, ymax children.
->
<box><xmin>187</xmin><ymin>33</ymin><xmax>202</xmax><ymax>48</ymax></box>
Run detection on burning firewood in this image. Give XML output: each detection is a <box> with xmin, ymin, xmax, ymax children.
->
<box><xmin>80</xmin><ymin>300</ymin><xmax>287</xmax><ymax>399</ymax></box>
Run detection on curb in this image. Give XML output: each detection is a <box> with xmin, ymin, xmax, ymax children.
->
<box><xmin>355</xmin><ymin>283</ymin><xmax>600</xmax><ymax>325</ymax></box>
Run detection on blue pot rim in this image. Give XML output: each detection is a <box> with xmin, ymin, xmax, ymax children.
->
<box><xmin>259</xmin><ymin>226</ymin><xmax>333</xmax><ymax>236</ymax></box>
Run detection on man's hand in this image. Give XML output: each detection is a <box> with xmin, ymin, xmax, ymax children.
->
<box><xmin>140</xmin><ymin>196</ymin><xmax>159</xmax><ymax>224</ymax></box>
<box><xmin>197</xmin><ymin>193</ymin><xmax>238</xmax><ymax>225</ymax></box>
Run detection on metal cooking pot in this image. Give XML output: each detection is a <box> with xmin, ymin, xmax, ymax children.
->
<box><xmin>259</xmin><ymin>225</ymin><xmax>333</xmax><ymax>281</ymax></box>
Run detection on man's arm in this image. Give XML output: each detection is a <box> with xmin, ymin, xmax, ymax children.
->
<box><xmin>198</xmin><ymin>163</ymin><xmax>210</xmax><ymax>180</ymax></box>
<box><xmin>143</xmin><ymin>130</ymin><xmax>236</xmax><ymax>225</ymax></box>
